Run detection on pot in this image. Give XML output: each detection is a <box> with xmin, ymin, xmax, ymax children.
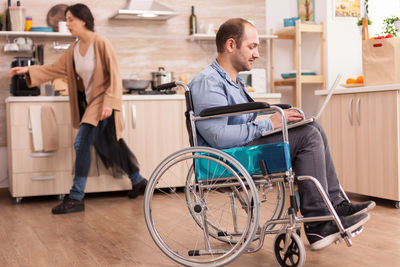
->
<box><xmin>151</xmin><ymin>67</ymin><xmax>173</xmax><ymax>90</ymax></box>
<box><xmin>122</xmin><ymin>79</ymin><xmax>150</xmax><ymax>91</ymax></box>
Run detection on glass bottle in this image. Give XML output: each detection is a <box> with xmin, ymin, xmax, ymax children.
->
<box><xmin>189</xmin><ymin>6</ymin><xmax>197</xmax><ymax>35</ymax></box>
<box><xmin>5</xmin><ymin>0</ymin><xmax>11</xmax><ymax>31</ymax></box>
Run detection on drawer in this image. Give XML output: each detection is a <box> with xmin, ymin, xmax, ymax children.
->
<box><xmin>9</xmin><ymin>124</ymin><xmax>72</xmax><ymax>150</ymax></box>
<box><xmin>9</xmin><ymin>102</ymin><xmax>71</xmax><ymax>126</ymax></box>
<box><xmin>11</xmin><ymin>171</ymin><xmax>72</xmax><ymax>197</ymax></box>
<box><xmin>11</xmin><ymin>148</ymin><xmax>73</xmax><ymax>173</ymax></box>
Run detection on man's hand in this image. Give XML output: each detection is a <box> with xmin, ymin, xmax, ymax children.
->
<box><xmin>100</xmin><ymin>107</ymin><xmax>113</xmax><ymax>121</ymax></box>
<box><xmin>9</xmin><ymin>66</ymin><xmax>29</xmax><ymax>78</ymax></box>
<box><xmin>270</xmin><ymin>109</ymin><xmax>304</xmax><ymax>129</ymax></box>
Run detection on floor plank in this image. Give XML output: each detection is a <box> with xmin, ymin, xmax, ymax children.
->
<box><xmin>1</xmin><ymin>188</ymin><xmax>399</xmax><ymax>266</ymax></box>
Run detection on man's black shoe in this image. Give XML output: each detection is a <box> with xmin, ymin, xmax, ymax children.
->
<box><xmin>128</xmin><ymin>179</ymin><xmax>148</xmax><ymax>199</ymax></box>
<box><xmin>305</xmin><ymin>212</ymin><xmax>370</xmax><ymax>251</ymax></box>
<box><xmin>52</xmin><ymin>197</ymin><xmax>84</xmax><ymax>214</ymax></box>
<box><xmin>335</xmin><ymin>200</ymin><xmax>376</xmax><ymax>217</ymax></box>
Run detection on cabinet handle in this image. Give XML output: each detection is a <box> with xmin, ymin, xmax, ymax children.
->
<box><xmin>31</xmin><ymin>175</ymin><xmax>56</xmax><ymax>181</ymax></box>
<box><xmin>355</xmin><ymin>97</ymin><xmax>361</xmax><ymax>125</ymax></box>
<box><xmin>347</xmin><ymin>98</ymin><xmax>353</xmax><ymax>125</ymax></box>
<box><xmin>122</xmin><ymin>103</ymin><xmax>126</xmax><ymax>128</ymax></box>
<box><xmin>30</xmin><ymin>152</ymin><xmax>56</xmax><ymax>158</ymax></box>
<box><xmin>131</xmin><ymin>103</ymin><xmax>136</xmax><ymax>129</ymax></box>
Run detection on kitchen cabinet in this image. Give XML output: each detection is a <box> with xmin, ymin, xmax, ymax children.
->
<box><xmin>319</xmin><ymin>89</ymin><xmax>400</xmax><ymax>207</ymax></box>
<box><xmin>270</xmin><ymin>20</ymin><xmax>325</xmax><ymax>108</ymax></box>
<box><xmin>6</xmin><ymin>98</ymin><xmax>73</xmax><ymax>203</ymax></box>
<box><xmin>125</xmin><ymin>99</ymin><xmax>189</xmax><ymax>187</ymax></box>
<box><xmin>6</xmin><ymin>94</ymin><xmax>281</xmax><ymax>202</ymax></box>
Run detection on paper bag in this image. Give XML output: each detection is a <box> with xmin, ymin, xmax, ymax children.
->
<box><xmin>362</xmin><ymin>38</ymin><xmax>400</xmax><ymax>86</ymax></box>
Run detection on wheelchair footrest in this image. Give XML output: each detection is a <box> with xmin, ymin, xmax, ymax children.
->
<box><xmin>335</xmin><ymin>226</ymin><xmax>363</xmax><ymax>245</ymax></box>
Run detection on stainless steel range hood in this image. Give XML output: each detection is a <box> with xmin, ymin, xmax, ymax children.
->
<box><xmin>110</xmin><ymin>0</ymin><xmax>178</xmax><ymax>20</ymax></box>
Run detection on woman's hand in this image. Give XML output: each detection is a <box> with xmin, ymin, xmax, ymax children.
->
<box><xmin>270</xmin><ymin>109</ymin><xmax>304</xmax><ymax>129</ymax></box>
<box><xmin>9</xmin><ymin>66</ymin><xmax>29</xmax><ymax>78</ymax></box>
<box><xmin>100</xmin><ymin>107</ymin><xmax>113</xmax><ymax>121</ymax></box>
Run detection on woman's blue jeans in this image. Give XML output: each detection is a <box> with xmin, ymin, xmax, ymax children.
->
<box><xmin>69</xmin><ymin>116</ymin><xmax>143</xmax><ymax>200</ymax></box>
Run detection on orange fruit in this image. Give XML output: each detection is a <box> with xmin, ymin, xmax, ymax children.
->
<box><xmin>346</xmin><ymin>78</ymin><xmax>357</xmax><ymax>84</ymax></box>
<box><xmin>356</xmin><ymin>75</ymin><xmax>364</xmax><ymax>83</ymax></box>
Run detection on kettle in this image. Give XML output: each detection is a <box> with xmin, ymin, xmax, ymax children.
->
<box><xmin>151</xmin><ymin>67</ymin><xmax>173</xmax><ymax>90</ymax></box>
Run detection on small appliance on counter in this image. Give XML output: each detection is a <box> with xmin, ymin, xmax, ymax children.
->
<box><xmin>10</xmin><ymin>57</ymin><xmax>40</xmax><ymax>96</ymax></box>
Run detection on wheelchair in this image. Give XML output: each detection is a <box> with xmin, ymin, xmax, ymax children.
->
<box><xmin>143</xmin><ymin>81</ymin><xmax>361</xmax><ymax>267</ymax></box>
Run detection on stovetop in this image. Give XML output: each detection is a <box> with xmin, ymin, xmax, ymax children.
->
<box><xmin>136</xmin><ymin>90</ymin><xmax>176</xmax><ymax>95</ymax></box>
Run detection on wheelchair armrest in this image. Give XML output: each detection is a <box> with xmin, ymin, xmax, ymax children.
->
<box><xmin>199</xmin><ymin>102</ymin><xmax>270</xmax><ymax>117</ymax></box>
<box><xmin>261</xmin><ymin>104</ymin><xmax>293</xmax><ymax>115</ymax></box>
<box><xmin>274</xmin><ymin>104</ymin><xmax>292</xmax><ymax>109</ymax></box>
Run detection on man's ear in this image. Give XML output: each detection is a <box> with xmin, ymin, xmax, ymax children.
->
<box><xmin>225</xmin><ymin>38</ymin><xmax>236</xmax><ymax>53</ymax></box>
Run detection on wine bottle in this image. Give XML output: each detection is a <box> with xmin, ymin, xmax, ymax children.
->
<box><xmin>189</xmin><ymin>6</ymin><xmax>197</xmax><ymax>35</ymax></box>
<box><xmin>5</xmin><ymin>0</ymin><xmax>11</xmax><ymax>31</ymax></box>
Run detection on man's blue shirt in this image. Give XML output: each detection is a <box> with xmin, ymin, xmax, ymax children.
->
<box><xmin>189</xmin><ymin>59</ymin><xmax>273</xmax><ymax>149</ymax></box>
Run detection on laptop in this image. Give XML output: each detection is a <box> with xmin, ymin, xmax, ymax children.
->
<box><xmin>263</xmin><ymin>74</ymin><xmax>341</xmax><ymax>136</ymax></box>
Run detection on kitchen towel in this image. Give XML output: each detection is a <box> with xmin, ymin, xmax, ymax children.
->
<box><xmin>41</xmin><ymin>105</ymin><xmax>59</xmax><ymax>152</ymax></box>
<box><xmin>28</xmin><ymin>105</ymin><xmax>59</xmax><ymax>152</ymax></box>
<box><xmin>28</xmin><ymin>105</ymin><xmax>43</xmax><ymax>151</ymax></box>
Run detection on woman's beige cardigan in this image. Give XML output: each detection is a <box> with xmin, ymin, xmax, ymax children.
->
<box><xmin>27</xmin><ymin>33</ymin><xmax>124</xmax><ymax>140</ymax></box>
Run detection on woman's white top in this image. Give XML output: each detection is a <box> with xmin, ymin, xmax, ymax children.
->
<box><xmin>74</xmin><ymin>40</ymin><xmax>96</xmax><ymax>103</ymax></box>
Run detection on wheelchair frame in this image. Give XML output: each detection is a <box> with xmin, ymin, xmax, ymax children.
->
<box><xmin>143</xmin><ymin>81</ymin><xmax>358</xmax><ymax>267</ymax></box>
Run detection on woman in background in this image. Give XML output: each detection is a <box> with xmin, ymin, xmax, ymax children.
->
<box><xmin>9</xmin><ymin>3</ymin><xmax>147</xmax><ymax>214</ymax></box>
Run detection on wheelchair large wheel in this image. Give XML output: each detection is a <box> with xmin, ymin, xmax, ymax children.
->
<box><xmin>273</xmin><ymin>231</ymin><xmax>305</xmax><ymax>267</ymax></box>
<box><xmin>185</xmin><ymin>165</ymin><xmax>286</xmax><ymax>244</ymax></box>
<box><xmin>144</xmin><ymin>147</ymin><xmax>260</xmax><ymax>266</ymax></box>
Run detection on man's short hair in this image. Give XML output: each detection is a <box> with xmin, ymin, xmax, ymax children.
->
<box><xmin>216</xmin><ymin>18</ymin><xmax>254</xmax><ymax>53</ymax></box>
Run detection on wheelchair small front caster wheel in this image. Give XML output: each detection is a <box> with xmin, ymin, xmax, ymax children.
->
<box><xmin>395</xmin><ymin>201</ymin><xmax>400</xmax><ymax>209</ymax></box>
<box><xmin>274</xmin><ymin>231</ymin><xmax>305</xmax><ymax>267</ymax></box>
<box><xmin>58</xmin><ymin>194</ymin><xmax>65</xmax><ymax>200</ymax></box>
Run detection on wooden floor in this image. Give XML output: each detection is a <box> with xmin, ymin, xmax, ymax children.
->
<box><xmin>1</xmin><ymin>188</ymin><xmax>400</xmax><ymax>266</ymax></box>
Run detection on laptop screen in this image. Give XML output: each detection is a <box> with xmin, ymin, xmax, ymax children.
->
<box><xmin>315</xmin><ymin>74</ymin><xmax>342</xmax><ymax>120</ymax></box>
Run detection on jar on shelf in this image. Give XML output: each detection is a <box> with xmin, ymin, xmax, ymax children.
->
<box><xmin>25</xmin><ymin>16</ymin><xmax>32</xmax><ymax>31</ymax></box>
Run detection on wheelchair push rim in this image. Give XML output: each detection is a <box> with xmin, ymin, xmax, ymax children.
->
<box><xmin>143</xmin><ymin>147</ymin><xmax>260</xmax><ymax>266</ymax></box>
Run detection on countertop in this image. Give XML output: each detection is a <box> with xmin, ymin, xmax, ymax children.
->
<box><xmin>315</xmin><ymin>84</ymin><xmax>400</xmax><ymax>95</ymax></box>
<box><xmin>5</xmin><ymin>92</ymin><xmax>281</xmax><ymax>103</ymax></box>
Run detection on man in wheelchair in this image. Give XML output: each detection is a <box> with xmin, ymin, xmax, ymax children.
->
<box><xmin>189</xmin><ymin>18</ymin><xmax>375</xmax><ymax>251</ymax></box>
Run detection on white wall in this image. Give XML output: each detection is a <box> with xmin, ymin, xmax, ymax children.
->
<box><xmin>325</xmin><ymin>1</ymin><xmax>363</xmax><ymax>89</ymax></box>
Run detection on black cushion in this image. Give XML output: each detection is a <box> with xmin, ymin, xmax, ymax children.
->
<box><xmin>199</xmin><ymin>102</ymin><xmax>270</xmax><ymax>117</ymax></box>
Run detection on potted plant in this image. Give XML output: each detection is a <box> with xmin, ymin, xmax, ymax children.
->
<box><xmin>382</xmin><ymin>15</ymin><xmax>400</xmax><ymax>37</ymax></box>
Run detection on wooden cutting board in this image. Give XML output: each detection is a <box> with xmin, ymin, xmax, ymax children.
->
<box><xmin>340</xmin><ymin>83</ymin><xmax>364</xmax><ymax>88</ymax></box>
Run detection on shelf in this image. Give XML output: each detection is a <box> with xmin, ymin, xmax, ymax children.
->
<box><xmin>274</xmin><ymin>23</ymin><xmax>324</xmax><ymax>39</ymax></box>
<box><xmin>274</xmin><ymin>75</ymin><xmax>324</xmax><ymax>86</ymax></box>
<box><xmin>189</xmin><ymin>33</ymin><xmax>277</xmax><ymax>41</ymax></box>
<box><xmin>0</xmin><ymin>31</ymin><xmax>74</xmax><ymax>38</ymax></box>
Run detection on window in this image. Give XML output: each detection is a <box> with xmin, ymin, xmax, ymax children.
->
<box><xmin>368</xmin><ymin>0</ymin><xmax>400</xmax><ymax>36</ymax></box>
